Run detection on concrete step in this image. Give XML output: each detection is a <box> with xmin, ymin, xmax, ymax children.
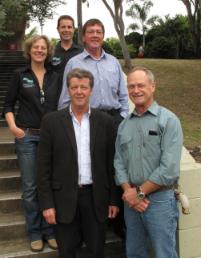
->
<box><xmin>0</xmin><ymin>95</ymin><xmax>5</xmax><ymax>101</ymax></box>
<box><xmin>0</xmin><ymin>83</ymin><xmax>8</xmax><ymax>88</ymax></box>
<box><xmin>0</xmin><ymin>74</ymin><xmax>12</xmax><ymax>79</ymax></box>
<box><xmin>0</xmin><ymin>238</ymin><xmax>58</xmax><ymax>258</ymax></box>
<box><xmin>0</xmin><ymin>241</ymin><xmax>125</xmax><ymax>258</ymax></box>
<box><xmin>0</xmin><ymin>128</ymin><xmax>14</xmax><ymax>143</ymax></box>
<box><xmin>0</xmin><ymin>191</ymin><xmax>22</xmax><ymax>213</ymax></box>
<box><xmin>0</xmin><ymin>119</ymin><xmax>7</xmax><ymax>127</ymax></box>
<box><xmin>0</xmin><ymin>169</ymin><xmax>21</xmax><ymax>192</ymax></box>
<box><xmin>0</xmin><ymin>237</ymin><xmax>125</xmax><ymax>258</ymax></box>
<box><xmin>0</xmin><ymin>211</ymin><xmax>26</xmax><ymax>241</ymax></box>
<box><xmin>0</xmin><ymin>154</ymin><xmax>18</xmax><ymax>171</ymax></box>
<box><xmin>0</xmin><ymin>142</ymin><xmax>15</xmax><ymax>155</ymax></box>
<box><xmin>79</xmin><ymin>241</ymin><xmax>125</xmax><ymax>258</ymax></box>
<box><xmin>0</xmin><ymin>90</ymin><xmax>7</xmax><ymax>95</ymax></box>
<box><xmin>0</xmin><ymin>211</ymin><xmax>24</xmax><ymax>225</ymax></box>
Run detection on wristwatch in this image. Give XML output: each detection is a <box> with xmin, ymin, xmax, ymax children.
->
<box><xmin>136</xmin><ymin>186</ymin><xmax>146</xmax><ymax>200</ymax></box>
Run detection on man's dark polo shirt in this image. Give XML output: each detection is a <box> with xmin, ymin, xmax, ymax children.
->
<box><xmin>52</xmin><ymin>42</ymin><xmax>83</xmax><ymax>75</ymax></box>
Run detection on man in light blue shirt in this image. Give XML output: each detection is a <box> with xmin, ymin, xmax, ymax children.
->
<box><xmin>114</xmin><ymin>66</ymin><xmax>183</xmax><ymax>258</ymax></box>
<box><xmin>58</xmin><ymin>18</ymin><xmax>129</xmax><ymax>127</ymax></box>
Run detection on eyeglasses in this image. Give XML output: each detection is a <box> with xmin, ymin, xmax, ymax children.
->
<box><xmin>85</xmin><ymin>30</ymin><xmax>103</xmax><ymax>35</ymax></box>
<box><xmin>40</xmin><ymin>89</ymin><xmax>45</xmax><ymax>104</ymax></box>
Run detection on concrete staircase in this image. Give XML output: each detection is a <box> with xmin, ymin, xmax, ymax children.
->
<box><xmin>0</xmin><ymin>129</ymin><xmax>125</xmax><ymax>258</ymax></box>
<box><xmin>0</xmin><ymin>135</ymin><xmax>58</xmax><ymax>257</ymax></box>
<box><xmin>0</xmin><ymin>51</ymin><xmax>26</xmax><ymax>126</ymax></box>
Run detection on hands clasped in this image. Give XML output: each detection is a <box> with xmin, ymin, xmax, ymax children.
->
<box><xmin>122</xmin><ymin>187</ymin><xmax>150</xmax><ymax>212</ymax></box>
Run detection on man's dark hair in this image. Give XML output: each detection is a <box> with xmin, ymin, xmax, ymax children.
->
<box><xmin>67</xmin><ymin>68</ymin><xmax>94</xmax><ymax>88</ymax></box>
<box><xmin>57</xmin><ymin>15</ymin><xmax>75</xmax><ymax>28</ymax></box>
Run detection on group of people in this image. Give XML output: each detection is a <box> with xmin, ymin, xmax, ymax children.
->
<box><xmin>3</xmin><ymin>14</ymin><xmax>183</xmax><ymax>258</ymax></box>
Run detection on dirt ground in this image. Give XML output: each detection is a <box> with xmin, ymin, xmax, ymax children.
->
<box><xmin>187</xmin><ymin>146</ymin><xmax>201</xmax><ymax>163</ymax></box>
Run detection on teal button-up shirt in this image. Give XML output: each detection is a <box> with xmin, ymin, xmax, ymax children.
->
<box><xmin>114</xmin><ymin>101</ymin><xmax>183</xmax><ymax>186</ymax></box>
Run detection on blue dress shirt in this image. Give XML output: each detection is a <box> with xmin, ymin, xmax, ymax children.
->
<box><xmin>58</xmin><ymin>49</ymin><xmax>129</xmax><ymax>118</ymax></box>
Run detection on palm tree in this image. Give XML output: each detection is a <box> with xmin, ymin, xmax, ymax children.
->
<box><xmin>126</xmin><ymin>0</ymin><xmax>158</xmax><ymax>48</ymax></box>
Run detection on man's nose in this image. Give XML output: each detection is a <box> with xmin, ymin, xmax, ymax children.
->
<box><xmin>77</xmin><ymin>86</ymin><xmax>82</xmax><ymax>93</ymax></box>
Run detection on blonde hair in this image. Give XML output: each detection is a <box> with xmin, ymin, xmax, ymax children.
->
<box><xmin>23</xmin><ymin>35</ymin><xmax>53</xmax><ymax>62</ymax></box>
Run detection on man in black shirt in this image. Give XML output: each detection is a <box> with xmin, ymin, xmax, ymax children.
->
<box><xmin>52</xmin><ymin>15</ymin><xmax>83</xmax><ymax>75</ymax></box>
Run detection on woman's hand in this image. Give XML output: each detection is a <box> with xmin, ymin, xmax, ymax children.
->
<box><xmin>10</xmin><ymin>125</ymin><xmax>25</xmax><ymax>139</ymax></box>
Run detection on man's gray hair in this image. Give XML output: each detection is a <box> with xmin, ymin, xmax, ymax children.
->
<box><xmin>128</xmin><ymin>66</ymin><xmax>155</xmax><ymax>83</ymax></box>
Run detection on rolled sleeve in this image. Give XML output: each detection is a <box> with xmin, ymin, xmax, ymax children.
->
<box><xmin>148</xmin><ymin>116</ymin><xmax>183</xmax><ymax>186</ymax></box>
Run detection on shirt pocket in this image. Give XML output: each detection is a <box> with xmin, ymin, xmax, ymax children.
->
<box><xmin>105</xmin><ymin>68</ymin><xmax>119</xmax><ymax>92</ymax></box>
<box><xmin>143</xmin><ymin>134</ymin><xmax>161</xmax><ymax>157</ymax></box>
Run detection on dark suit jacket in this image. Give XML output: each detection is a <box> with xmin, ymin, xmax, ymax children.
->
<box><xmin>37</xmin><ymin>107</ymin><xmax>118</xmax><ymax>224</ymax></box>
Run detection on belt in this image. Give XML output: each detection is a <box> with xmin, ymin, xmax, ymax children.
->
<box><xmin>21</xmin><ymin>127</ymin><xmax>40</xmax><ymax>136</ymax></box>
<box><xmin>131</xmin><ymin>184</ymin><xmax>175</xmax><ymax>192</ymax></box>
<box><xmin>78</xmin><ymin>184</ymin><xmax>93</xmax><ymax>188</ymax></box>
<box><xmin>100</xmin><ymin>108</ymin><xmax>120</xmax><ymax>116</ymax></box>
<box><xmin>157</xmin><ymin>185</ymin><xmax>176</xmax><ymax>191</ymax></box>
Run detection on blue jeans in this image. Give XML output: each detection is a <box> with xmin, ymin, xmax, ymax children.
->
<box><xmin>124</xmin><ymin>190</ymin><xmax>179</xmax><ymax>258</ymax></box>
<box><xmin>15</xmin><ymin>133</ymin><xmax>54</xmax><ymax>241</ymax></box>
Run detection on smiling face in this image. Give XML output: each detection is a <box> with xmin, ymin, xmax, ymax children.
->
<box><xmin>30</xmin><ymin>38</ymin><xmax>48</xmax><ymax>64</ymax></box>
<box><xmin>127</xmin><ymin>70</ymin><xmax>155</xmax><ymax>114</ymax></box>
<box><xmin>82</xmin><ymin>24</ymin><xmax>104</xmax><ymax>52</ymax></box>
<box><xmin>57</xmin><ymin>18</ymin><xmax>74</xmax><ymax>43</ymax></box>
<box><xmin>68</xmin><ymin>77</ymin><xmax>92</xmax><ymax>112</ymax></box>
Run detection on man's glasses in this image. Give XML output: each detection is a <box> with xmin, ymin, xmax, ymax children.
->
<box><xmin>85</xmin><ymin>30</ymin><xmax>103</xmax><ymax>35</ymax></box>
<box><xmin>40</xmin><ymin>89</ymin><xmax>45</xmax><ymax>104</ymax></box>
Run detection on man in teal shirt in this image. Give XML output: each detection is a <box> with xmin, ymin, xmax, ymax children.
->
<box><xmin>114</xmin><ymin>66</ymin><xmax>183</xmax><ymax>258</ymax></box>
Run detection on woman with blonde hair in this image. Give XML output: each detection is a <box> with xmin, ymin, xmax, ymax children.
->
<box><xmin>3</xmin><ymin>35</ymin><xmax>61</xmax><ymax>252</ymax></box>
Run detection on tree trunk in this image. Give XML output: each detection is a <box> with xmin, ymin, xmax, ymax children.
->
<box><xmin>116</xmin><ymin>28</ymin><xmax>132</xmax><ymax>70</ymax></box>
<box><xmin>101</xmin><ymin>0</ymin><xmax>132</xmax><ymax>70</ymax></box>
<box><xmin>181</xmin><ymin>0</ymin><xmax>200</xmax><ymax>57</ymax></box>
<box><xmin>77</xmin><ymin>0</ymin><xmax>83</xmax><ymax>45</ymax></box>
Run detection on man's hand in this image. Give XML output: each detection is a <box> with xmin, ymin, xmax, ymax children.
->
<box><xmin>132</xmin><ymin>198</ymin><xmax>150</xmax><ymax>212</ymax></box>
<box><xmin>122</xmin><ymin>187</ymin><xmax>139</xmax><ymax>207</ymax></box>
<box><xmin>122</xmin><ymin>187</ymin><xmax>150</xmax><ymax>212</ymax></box>
<box><xmin>108</xmin><ymin>205</ymin><xmax>119</xmax><ymax>219</ymax></box>
<box><xmin>43</xmin><ymin>208</ymin><xmax>56</xmax><ymax>225</ymax></box>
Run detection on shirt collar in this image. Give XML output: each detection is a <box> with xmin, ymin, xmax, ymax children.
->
<box><xmin>56</xmin><ymin>41</ymin><xmax>81</xmax><ymax>51</ymax></box>
<box><xmin>21</xmin><ymin>63</ymin><xmax>52</xmax><ymax>73</ymax></box>
<box><xmin>130</xmin><ymin>101</ymin><xmax>159</xmax><ymax>118</ymax></box>
<box><xmin>83</xmin><ymin>48</ymin><xmax>106</xmax><ymax>60</ymax></box>
<box><xmin>69</xmin><ymin>104</ymin><xmax>91</xmax><ymax>117</ymax></box>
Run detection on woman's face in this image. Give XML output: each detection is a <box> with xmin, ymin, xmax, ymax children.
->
<box><xmin>30</xmin><ymin>38</ymin><xmax>48</xmax><ymax>63</ymax></box>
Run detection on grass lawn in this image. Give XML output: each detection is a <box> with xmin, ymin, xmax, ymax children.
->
<box><xmin>120</xmin><ymin>58</ymin><xmax>201</xmax><ymax>149</ymax></box>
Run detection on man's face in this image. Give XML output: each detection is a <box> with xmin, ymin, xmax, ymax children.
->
<box><xmin>82</xmin><ymin>24</ymin><xmax>104</xmax><ymax>51</ymax></box>
<box><xmin>57</xmin><ymin>19</ymin><xmax>74</xmax><ymax>42</ymax></box>
<box><xmin>127</xmin><ymin>70</ymin><xmax>155</xmax><ymax>111</ymax></box>
<box><xmin>68</xmin><ymin>77</ymin><xmax>92</xmax><ymax>110</ymax></box>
